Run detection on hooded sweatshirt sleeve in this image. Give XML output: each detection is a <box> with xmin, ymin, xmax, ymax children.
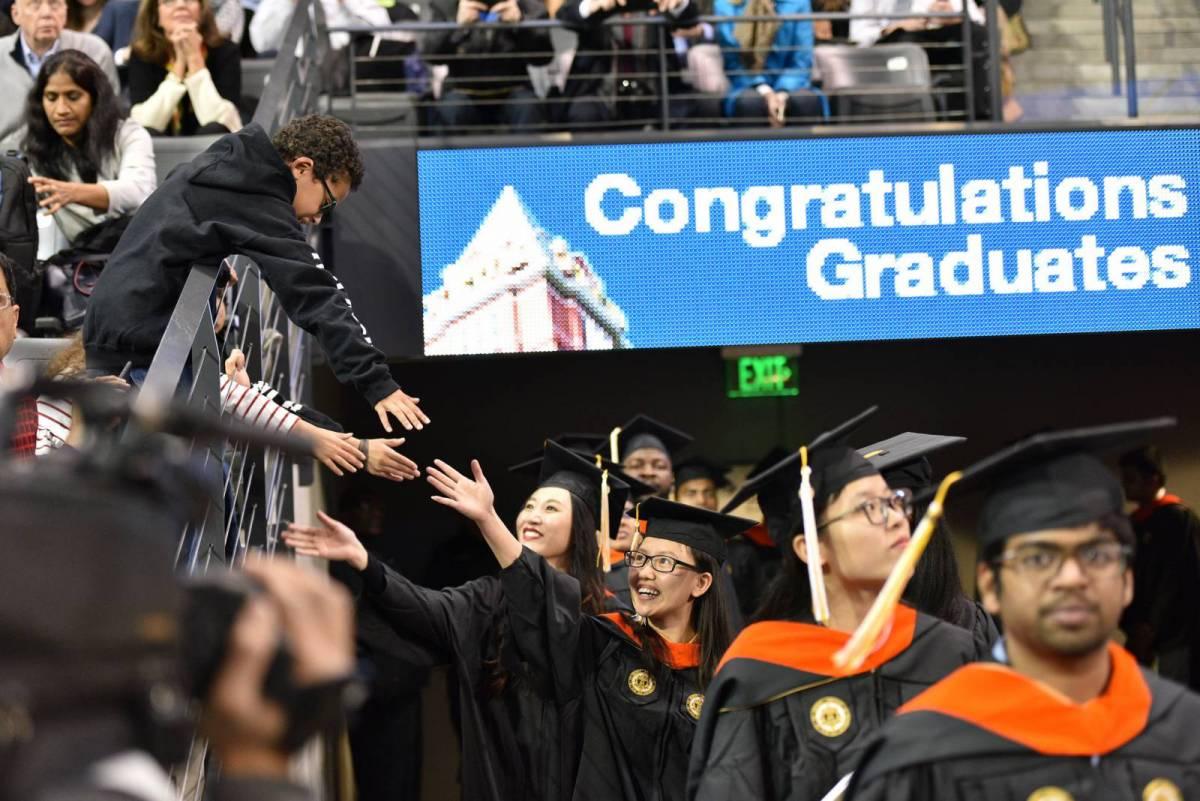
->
<box><xmin>233</xmin><ymin>225</ymin><xmax>400</xmax><ymax>405</ymax></box>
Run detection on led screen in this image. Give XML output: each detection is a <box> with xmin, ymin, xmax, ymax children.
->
<box><xmin>418</xmin><ymin>128</ymin><xmax>1200</xmax><ymax>356</ymax></box>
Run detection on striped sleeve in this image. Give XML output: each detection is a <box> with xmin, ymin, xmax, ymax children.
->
<box><xmin>36</xmin><ymin>396</ymin><xmax>75</xmax><ymax>456</ymax></box>
<box><xmin>219</xmin><ymin>375</ymin><xmax>300</xmax><ymax>433</ymax></box>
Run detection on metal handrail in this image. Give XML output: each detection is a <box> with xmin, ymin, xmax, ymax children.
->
<box><xmin>1100</xmin><ymin>0</ymin><xmax>1139</xmax><ymax>117</ymax></box>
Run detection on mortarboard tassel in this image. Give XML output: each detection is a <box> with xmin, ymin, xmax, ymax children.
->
<box><xmin>799</xmin><ymin>446</ymin><xmax>831</xmax><ymax>626</ymax></box>
<box><xmin>599</xmin><ymin>469</ymin><xmax>612</xmax><ymax>573</ymax></box>
<box><xmin>609</xmin><ymin>426</ymin><xmax>622</xmax><ymax>465</ymax></box>
<box><xmin>834</xmin><ymin>471</ymin><xmax>963</xmax><ymax>671</ymax></box>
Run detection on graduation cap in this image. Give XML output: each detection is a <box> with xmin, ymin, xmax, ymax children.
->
<box><xmin>941</xmin><ymin>417</ymin><xmax>1176</xmax><ymax>551</ymax></box>
<box><xmin>834</xmin><ymin>417</ymin><xmax>1176</xmax><ymax>671</ymax></box>
<box><xmin>858</xmin><ymin>432</ymin><xmax>967</xmax><ymax>493</ymax></box>
<box><xmin>673</xmin><ymin>456</ymin><xmax>731</xmax><ymax>490</ymax></box>
<box><xmin>510</xmin><ymin>448</ymin><xmax>655</xmax><ymax>501</ymax></box>
<box><xmin>602</xmin><ymin>415</ymin><xmax>693</xmax><ymax>464</ymax></box>
<box><xmin>521</xmin><ymin>440</ymin><xmax>633</xmax><ymax>572</ymax></box>
<box><xmin>718</xmin><ymin>406</ymin><xmax>879</xmax><ymax>517</ymax></box>
<box><xmin>634</xmin><ymin>496</ymin><xmax>756</xmax><ymax>563</ymax></box>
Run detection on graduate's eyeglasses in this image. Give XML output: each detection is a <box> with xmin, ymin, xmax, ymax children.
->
<box><xmin>818</xmin><ymin>489</ymin><xmax>913</xmax><ymax>530</ymax></box>
<box><xmin>625</xmin><ymin>551</ymin><xmax>699</xmax><ymax>574</ymax></box>
<box><xmin>318</xmin><ymin>177</ymin><xmax>337</xmax><ymax>216</ymax></box>
<box><xmin>992</xmin><ymin>541</ymin><xmax>1132</xmax><ymax>580</ymax></box>
<box><xmin>0</xmin><ymin>293</ymin><xmax>13</xmax><ymax>310</ymax></box>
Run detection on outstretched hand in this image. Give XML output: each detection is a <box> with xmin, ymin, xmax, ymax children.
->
<box><xmin>283</xmin><ymin>510</ymin><xmax>369</xmax><ymax>570</ymax></box>
<box><xmin>365</xmin><ymin>437</ymin><xmax>421</xmax><ymax>482</ymax></box>
<box><xmin>375</xmin><ymin>388</ymin><xmax>430</xmax><ymax>433</ymax></box>
<box><xmin>427</xmin><ymin>458</ymin><xmax>496</xmax><ymax>524</ymax></box>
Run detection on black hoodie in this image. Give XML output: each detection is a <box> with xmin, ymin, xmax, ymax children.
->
<box><xmin>83</xmin><ymin>124</ymin><xmax>400</xmax><ymax>406</ymax></box>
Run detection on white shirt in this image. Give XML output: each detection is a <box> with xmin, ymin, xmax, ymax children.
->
<box><xmin>19</xmin><ymin>32</ymin><xmax>62</xmax><ymax>78</ymax></box>
<box><xmin>849</xmin><ymin>0</ymin><xmax>985</xmax><ymax>47</ymax></box>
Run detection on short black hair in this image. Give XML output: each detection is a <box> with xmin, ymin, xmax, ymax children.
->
<box><xmin>272</xmin><ymin>115</ymin><xmax>365</xmax><ymax>190</ymax></box>
<box><xmin>0</xmin><ymin>252</ymin><xmax>17</xmax><ymax>299</ymax></box>
<box><xmin>1118</xmin><ymin>446</ymin><xmax>1165</xmax><ymax>482</ymax></box>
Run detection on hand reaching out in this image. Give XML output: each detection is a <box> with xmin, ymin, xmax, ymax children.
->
<box><xmin>225</xmin><ymin>348</ymin><xmax>251</xmax><ymax>388</ymax></box>
<box><xmin>374</xmin><ymin>388</ymin><xmax>430</xmax><ymax>433</ymax></box>
<box><xmin>310</xmin><ymin>428</ymin><xmax>365</xmax><ymax>476</ymax></box>
<box><xmin>363</xmin><ymin>438</ymin><xmax>421</xmax><ymax>482</ymax></box>
<box><xmin>427</xmin><ymin>459</ymin><xmax>496</xmax><ymax>524</ymax></box>
<box><xmin>283</xmin><ymin>510</ymin><xmax>370</xmax><ymax>570</ymax></box>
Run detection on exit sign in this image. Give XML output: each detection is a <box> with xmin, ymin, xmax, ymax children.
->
<box><xmin>725</xmin><ymin>354</ymin><xmax>800</xmax><ymax>399</ymax></box>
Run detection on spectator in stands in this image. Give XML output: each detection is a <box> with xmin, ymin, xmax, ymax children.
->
<box><xmin>83</xmin><ymin>114</ymin><xmax>430</xmax><ymax>433</ymax></box>
<box><xmin>848</xmin><ymin>0</ymin><xmax>990</xmax><ymax>118</ymax></box>
<box><xmin>1119</xmin><ymin>446</ymin><xmax>1200</xmax><ymax>690</ymax></box>
<box><xmin>0</xmin><ymin>254</ymin><xmax>40</xmax><ymax>457</ymax></box>
<box><xmin>248</xmin><ymin>0</ymin><xmax>387</xmax><ymax>55</ymax></box>
<box><xmin>556</xmin><ymin>0</ymin><xmax>703</xmax><ymax>129</ymax></box>
<box><xmin>20</xmin><ymin>50</ymin><xmax>156</xmax><ymax>251</ymax></box>
<box><xmin>128</xmin><ymin>0</ymin><xmax>243</xmax><ymax>135</ymax></box>
<box><xmin>713</xmin><ymin>0</ymin><xmax>826</xmax><ymax>126</ymax></box>
<box><xmin>0</xmin><ymin>0</ymin><xmax>119</xmax><ymax>145</ymax></box>
<box><xmin>425</xmin><ymin>0</ymin><xmax>552</xmax><ymax>133</ymax></box>
<box><xmin>66</xmin><ymin>0</ymin><xmax>138</xmax><ymax>60</ymax></box>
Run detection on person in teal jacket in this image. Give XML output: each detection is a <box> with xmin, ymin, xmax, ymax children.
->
<box><xmin>713</xmin><ymin>0</ymin><xmax>828</xmax><ymax>124</ymax></box>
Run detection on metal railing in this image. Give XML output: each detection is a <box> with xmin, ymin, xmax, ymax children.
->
<box><xmin>327</xmin><ymin>3</ymin><xmax>1001</xmax><ymax>134</ymax></box>
<box><xmin>1100</xmin><ymin>0</ymin><xmax>1139</xmax><ymax>117</ymax></box>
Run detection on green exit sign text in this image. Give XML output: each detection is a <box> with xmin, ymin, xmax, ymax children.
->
<box><xmin>725</xmin><ymin>355</ymin><xmax>800</xmax><ymax>399</ymax></box>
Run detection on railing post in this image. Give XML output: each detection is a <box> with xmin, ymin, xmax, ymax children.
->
<box><xmin>982</xmin><ymin>0</ymin><xmax>1002</xmax><ymax>121</ymax></box>
<box><xmin>1101</xmin><ymin>0</ymin><xmax>1121</xmax><ymax>95</ymax></box>
<box><xmin>961</xmin><ymin>6</ymin><xmax>975</xmax><ymax>122</ymax></box>
<box><xmin>657</xmin><ymin>21</ymin><xmax>671</xmax><ymax>131</ymax></box>
<box><xmin>1119</xmin><ymin>0</ymin><xmax>1139</xmax><ymax>117</ymax></box>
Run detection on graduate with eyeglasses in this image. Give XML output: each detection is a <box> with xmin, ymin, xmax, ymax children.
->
<box><xmin>847</xmin><ymin>418</ymin><xmax>1200</xmax><ymax>801</ymax></box>
<box><xmin>431</xmin><ymin>449</ymin><xmax>752</xmax><ymax>801</ymax></box>
<box><xmin>687</xmin><ymin>411</ymin><xmax>987</xmax><ymax>801</ymax></box>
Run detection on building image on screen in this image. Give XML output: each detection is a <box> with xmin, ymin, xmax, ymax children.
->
<box><xmin>423</xmin><ymin>186</ymin><xmax>631</xmax><ymax>355</ymax></box>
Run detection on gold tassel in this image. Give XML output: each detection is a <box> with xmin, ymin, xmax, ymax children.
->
<box><xmin>609</xmin><ymin>426</ymin><xmax>622</xmax><ymax>465</ymax></box>
<box><xmin>599</xmin><ymin>469</ymin><xmax>612</xmax><ymax>573</ymax></box>
<box><xmin>632</xmin><ymin>501</ymin><xmax>643</xmax><ymax>552</ymax></box>
<box><xmin>834</xmin><ymin>471</ymin><xmax>964</xmax><ymax>671</ymax></box>
<box><xmin>798</xmin><ymin>446</ymin><xmax>830</xmax><ymax>626</ymax></box>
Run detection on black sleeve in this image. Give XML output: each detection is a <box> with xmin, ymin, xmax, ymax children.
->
<box><xmin>687</xmin><ymin>707</ymin><xmax>770</xmax><ymax>801</ymax></box>
<box><xmin>669</xmin><ymin>0</ymin><xmax>699</xmax><ymax>28</ymax></box>
<box><xmin>498</xmin><ymin>548</ymin><xmax>586</xmax><ymax>702</ymax></box>
<box><xmin>554</xmin><ymin>0</ymin><xmax>593</xmax><ymax>28</ymax></box>
<box><xmin>425</xmin><ymin>0</ymin><xmax>468</xmax><ymax>58</ymax></box>
<box><xmin>205</xmin><ymin>40</ymin><xmax>243</xmax><ymax>106</ymax></box>
<box><xmin>127</xmin><ymin>56</ymin><xmax>166</xmax><ymax>106</ymax></box>
<box><xmin>361</xmin><ymin>554</ymin><xmax>502</xmax><ymax>665</ymax></box>
<box><xmin>227</xmin><ymin>221</ymin><xmax>401</xmax><ymax>405</ymax></box>
<box><xmin>516</xmin><ymin>0</ymin><xmax>553</xmax><ymax>64</ymax></box>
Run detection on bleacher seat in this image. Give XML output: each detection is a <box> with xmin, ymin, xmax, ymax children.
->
<box><xmin>153</xmin><ymin>135</ymin><xmax>224</xmax><ymax>184</ymax></box>
<box><xmin>2</xmin><ymin>337</ymin><xmax>70</xmax><ymax>371</ymax></box>
<box><xmin>814</xmin><ymin>45</ymin><xmax>936</xmax><ymax>122</ymax></box>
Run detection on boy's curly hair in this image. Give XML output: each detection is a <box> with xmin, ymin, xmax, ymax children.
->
<box><xmin>272</xmin><ymin>115</ymin><xmax>365</xmax><ymax>190</ymax></box>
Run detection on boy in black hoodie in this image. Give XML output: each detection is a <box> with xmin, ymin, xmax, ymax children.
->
<box><xmin>82</xmin><ymin>115</ymin><xmax>429</xmax><ymax>432</ymax></box>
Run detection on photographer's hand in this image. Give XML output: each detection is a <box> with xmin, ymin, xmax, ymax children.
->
<box><xmin>202</xmin><ymin>559</ymin><xmax>354</xmax><ymax>778</ymax></box>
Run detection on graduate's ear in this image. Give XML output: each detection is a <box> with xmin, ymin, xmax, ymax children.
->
<box><xmin>1120</xmin><ymin>565</ymin><xmax>1134</xmax><ymax>611</ymax></box>
<box><xmin>690</xmin><ymin>570</ymin><xmax>713</xmax><ymax>599</ymax></box>
<box><xmin>977</xmin><ymin>561</ymin><xmax>1002</xmax><ymax>616</ymax></box>
<box><xmin>792</xmin><ymin>533</ymin><xmax>827</xmax><ymax>569</ymax></box>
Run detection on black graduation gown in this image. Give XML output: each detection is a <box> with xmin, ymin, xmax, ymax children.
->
<box><xmin>500</xmin><ymin>548</ymin><xmax>707</xmax><ymax>801</ymax></box>
<box><xmin>361</xmin><ymin>556</ymin><xmax>588</xmax><ymax>801</ymax></box>
<box><xmin>847</xmin><ymin>642</ymin><xmax>1200</xmax><ymax>801</ymax></box>
<box><xmin>606</xmin><ymin>549</ymin><xmax>635</xmax><ymax>611</ymax></box>
<box><xmin>687</xmin><ymin>605</ymin><xmax>986</xmax><ymax>801</ymax></box>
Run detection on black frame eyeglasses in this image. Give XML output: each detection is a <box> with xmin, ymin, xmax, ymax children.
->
<box><xmin>625</xmin><ymin>550</ymin><xmax>700</xmax><ymax>575</ymax></box>
<box><xmin>991</xmin><ymin>541</ymin><xmax>1132</xmax><ymax>580</ymax></box>
<box><xmin>319</xmin><ymin>177</ymin><xmax>337</xmax><ymax>215</ymax></box>
<box><xmin>818</xmin><ymin>488</ymin><xmax>914</xmax><ymax>530</ymax></box>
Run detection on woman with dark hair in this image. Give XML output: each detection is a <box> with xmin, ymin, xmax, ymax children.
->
<box><xmin>128</xmin><ymin>0</ymin><xmax>241</xmax><ymax>135</ymax></box>
<box><xmin>21</xmin><ymin>49</ymin><xmax>155</xmax><ymax>248</ymax></box>
<box><xmin>283</xmin><ymin>441</ymin><xmax>630</xmax><ymax>801</ymax></box>
<box><xmin>431</xmin><ymin>453</ymin><xmax>749</xmax><ymax>801</ymax></box>
<box><xmin>688</xmin><ymin>433</ymin><xmax>987</xmax><ymax>801</ymax></box>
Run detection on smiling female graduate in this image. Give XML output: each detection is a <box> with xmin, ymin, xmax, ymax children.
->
<box><xmin>283</xmin><ymin>440</ymin><xmax>631</xmax><ymax>801</ymax></box>
<box><xmin>846</xmin><ymin>418</ymin><xmax>1200</xmax><ymax>801</ymax></box>
<box><xmin>686</xmin><ymin>414</ymin><xmax>988</xmax><ymax>801</ymax></box>
<box><xmin>430</xmin><ymin>450</ymin><xmax>752</xmax><ymax>801</ymax></box>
